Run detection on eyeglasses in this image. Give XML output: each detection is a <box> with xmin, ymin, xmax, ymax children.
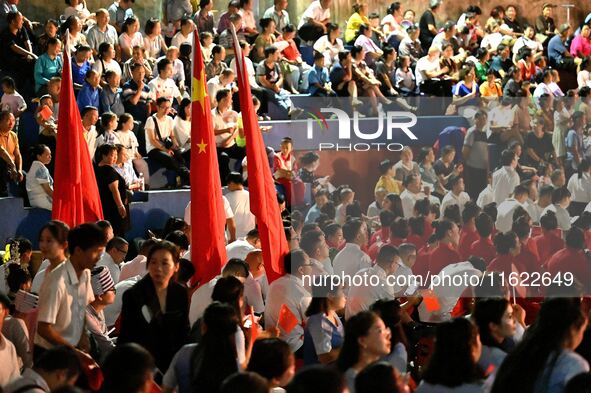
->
<box><xmin>116</xmin><ymin>248</ymin><xmax>128</xmax><ymax>255</ymax></box>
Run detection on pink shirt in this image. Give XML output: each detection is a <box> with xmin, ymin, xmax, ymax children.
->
<box><xmin>570</xmin><ymin>35</ymin><xmax>591</xmax><ymax>57</ymax></box>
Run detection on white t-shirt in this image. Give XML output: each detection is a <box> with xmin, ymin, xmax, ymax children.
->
<box><xmin>415</xmin><ymin>56</ymin><xmax>440</xmax><ymax>86</ymax></box>
<box><xmin>212</xmin><ymin>108</ymin><xmax>237</xmax><ymax>148</ymax></box>
<box><xmin>0</xmin><ymin>92</ymin><xmax>26</xmax><ymax>115</ymax></box>
<box><xmin>0</xmin><ymin>334</ymin><xmax>20</xmax><ymax>386</ymax></box>
<box><xmin>171</xmin><ymin>31</ymin><xmax>194</xmax><ymax>48</ymax></box>
<box><xmin>184</xmin><ymin>198</ymin><xmax>234</xmax><ymax>225</ymax></box>
<box><xmin>92</xmin><ymin>58</ymin><xmax>122</xmax><ymax>77</ymax></box>
<box><xmin>313</xmin><ymin>35</ymin><xmax>344</xmax><ymax>66</ymax></box>
<box><xmin>115</xmin><ymin>129</ymin><xmax>140</xmax><ymax>160</ymax></box>
<box><xmin>298</xmin><ymin>0</ymin><xmax>331</xmax><ymax>29</ymax></box>
<box><xmin>119</xmin><ymin>32</ymin><xmax>144</xmax><ymax>53</ymax></box>
<box><xmin>173</xmin><ymin>116</ymin><xmax>191</xmax><ymax>150</ymax></box>
<box><xmin>225</xmin><ymin>189</ymin><xmax>256</xmax><ymax>239</ymax></box>
<box><xmin>148</xmin><ymin>76</ymin><xmax>181</xmax><ymax>103</ymax></box>
<box><xmin>26</xmin><ymin>161</ymin><xmax>53</xmax><ymax>211</ymax></box>
<box><xmin>144</xmin><ymin>114</ymin><xmax>175</xmax><ymax>154</ymax></box>
<box><xmin>35</xmin><ymin>260</ymin><xmax>94</xmax><ymax>349</ymax></box>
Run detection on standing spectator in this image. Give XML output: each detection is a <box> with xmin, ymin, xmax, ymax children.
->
<box><xmin>86</xmin><ymin>266</ymin><xmax>116</xmax><ymax>361</ymax></box>
<box><xmin>118</xmin><ymin>240</ymin><xmax>189</xmax><ymax>372</ymax></box>
<box><xmin>86</xmin><ymin>9</ymin><xmax>119</xmax><ymax>58</ymax></box>
<box><xmin>297</xmin><ymin>0</ymin><xmax>332</xmax><ymax>43</ymax></box>
<box><xmin>34</xmin><ymin>38</ymin><xmax>62</xmax><ymax>95</ymax></box>
<box><xmin>0</xmin><ymin>11</ymin><xmax>36</xmax><ymax>93</ymax></box>
<box><xmin>119</xmin><ymin>16</ymin><xmax>144</xmax><ymax>62</ymax></box>
<box><xmin>26</xmin><ymin>144</ymin><xmax>53</xmax><ymax>211</ymax></box>
<box><xmin>0</xmin><ymin>111</ymin><xmax>22</xmax><ymax>197</ymax></box>
<box><xmin>95</xmin><ymin>144</ymin><xmax>128</xmax><ymax>235</ymax></box>
<box><xmin>463</xmin><ymin>110</ymin><xmax>490</xmax><ymax>199</ymax></box>
<box><xmin>492</xmin><ymin>150</ymin><xmax>520</xmax><ymax>205</ymax></box>
<box><xmin>35</xmin><ymin>223</ymin><xmax>107</xmax><ymax>353</ymax></box>
<box><xmin>565</xmin><ymin>111</ymin><xmax>586</xmax><ymax>175</ymax></box>
<box><xmin>419</xmin><ymin>0</ymin><xmax>441</xmax><ymax>51</ymax></box>
<box><xmin>108</xmin><ymin>0</ymin><xmax>135</xmax><ymax>33</ymax></box>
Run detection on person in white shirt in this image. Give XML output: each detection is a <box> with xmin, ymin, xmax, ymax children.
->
<box><xmin>225</xmin><ymin>172</ymin><xmax>256</xmax><ymax>239</ymax></box>
<box><xmin>439</xmin><ymin>175</ymin><xmax>471</xmax><ymax>216</ymax></box>
<box><xmin>313</xmin><ymin>23</ymin><xmax>344</xmax><ymax>67</ymax></box>
<box><xmin>567</xmin><ymin>159</ymin><xmax>591</xmax><ymax>216</ymax></box>
<box><xmin>400</xmin><ymin>174</ymin><xmax>439</xmax><ymax>218</ymax></box>
<box><xmin>492</xmin><ymin>150</ymin><xmax>521</xmax><ymax>205</ymax></box>
<box><xmin>542</xmin><ymin>187</ymin><xmax>573</xmax><ymax>231</ymax></box>
<box><xmin>392</xmin><ymin>243</ymin><xmax>417</xmax><ymax>296</ymax></box>
<box><xmin>207</xmin><ymin>68</ymin><xmax>236</xmax><ymax>107</ymax></box>
<box><xmin>96</xmin><ymin>237</ymin><xmax>129</xmax><ymax>284</ymax></box>
<box><xmin>0</xmin><ymin>293</ymin><xmax>20</xmax><ymax>386</ymax></box>
<box><xmin>86</xmin><ymin>266</ymin><xmax>116</xmax><ymax>361</ymax></box>
<box><xmin>35</xmin><ymin>223</ymin><xmax>106</xmax><ymax>351</ymax></box>
<box><xmin>333</xmin><ymin>219</ymin><xmax>372</xmax><ymax>281</ymax></box>
<box><xmin>225</xmin><ymin>229</ymin><xmax>261</xmax><ymax>260</ymax></box>
<box><xmin>264</xmin><ymin>249</ymin><xmax>313</xmax><ymax>352</ymax></box>
<box><xmin>103</xmin><ymin>275</ymin><xmax>141</xmax><ymax>328</ymax></box>
<box><xmin>171</xmin><ymin>17</ymin><xmax>195</xmax><ymax>48</ymax></box>
<box><xmin>367</xmin><ymin>187</ymin><xmax>387</xmax><ymax>221</ymax></box>
<box><xmin>300</xmin><ymin>229</ymin><xmax>332</xmax><ymax>276</ymax></box>
<box><xmin>151</xmin><ymin>47</ymin><xmax>186</xmax><ymax>92</ymax></box>
<box><xmin>4</xmin><ymin>345</ymin><xmax>81</xmax><ymax>393</ymax></box>
<box><xmin>119</xmin><ymin>238</ymin><xmax>158</xmax><ymax>282</ymax></box>
<box><xmin>148</xmin><ymin>58</ymin><xmax>183</xmax><ymax>105</ymax></box>
<box><xmin>81</xmin><ymin>106</ymin><xmax>99</xmax><ymax>159</ymax></box>
<box><xmin>345</xmin><ymin>244</ymin><xmax>400</xmax><ymax>320</ymax></box>
<box><xmin>495</xmin><ymin>184</ymin><xmax>530</xmax><ymax>233</ymax></box>
<box><xmin>184</xmin><ymin>195</ymin><xmax>237</xmax><ymax>246</ymax></box>
<box><xmin>229</xmin><ymin>41</ymin><xmax>259</xmax><ymax>88</ymax></box>
<box><xmin>297</xmin><ymin>0</ymin><xmax>332</xmax><ymax>42</ymax></box>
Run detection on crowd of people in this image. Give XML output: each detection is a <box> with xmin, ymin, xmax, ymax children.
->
<box><xmin>3</xmin><ymin>0</ymin><xmax>591</xmax><ymax>392</ymax></box>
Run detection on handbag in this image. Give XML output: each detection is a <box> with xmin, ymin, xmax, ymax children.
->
<box><xmin>152</xmin><ymin>115</ymin><xmax>174</xmax><ymax>149</ymax></box>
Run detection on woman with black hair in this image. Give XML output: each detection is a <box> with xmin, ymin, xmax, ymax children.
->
<box><xmin>566</xmin><ymin>158</ymin><xmax>591</xmax><ymax>217</ymax></box>
<box><xmin>491</xmin><ymin>298</ymin><xmax>589</xmax><ymax>393</ymax></box>
<box><xmin>427</xmin><ymin>219</ymin><xmax>461</xmax><ymax>275</ymax></box>
<box><xmin>337</xmin><ymin>311</ymin><xmax>391</xmax><ymax>393</ymax></box>
<box><xmin>118</xmin><ymin>240</ymin><xmax>189</xmax><ymax>372</ymax></box>
<box><xmin>416</xmin><ymin>318</ymin><xmax>484</xmax><ymax>392</ymax></box>
<box><xmin>173</xmin><ymin>97</ymin><xmax>192</xmax><ymax>163</ymax></box>
<box><xmin>247</xmin><ymin>338</ymin><xmax>295</xmax><ymax>389</ymax></box>
<box><xmin>472</xmin><ymin>298</ymin><xmax>516</xmax><ymax>373</ymax></box>
<box><xmin>303</xmin><ymin>285</ymin><xmax>345</xmax><ymax>365</ymax></box>
<box><xmin>162</xmin><ymin>302</ymin><xmax>240</xmax><ymax>393</ymax></box>
<box><xmin>370</xmin><ymin>299</ymin><xmax>409</xmax><ymax>374</ymax></box>
<box><xmin>95</xmin><ymin>144</ymin><xmax>128</xmax><ymax>235</ymax></box>
<box><xmin>26</xmin><ymin>144</ymin><xmax>53</xmax><ymax>210</ymax></box>
<box><xmin>487</xmin><ymin>231</ymin><xmax>521</xmax><ymax>277</ymax></box>
<box><xmin>355</xmin><ymin>361</ymin><xmax>408</xmax><ymax>393</ymax></box>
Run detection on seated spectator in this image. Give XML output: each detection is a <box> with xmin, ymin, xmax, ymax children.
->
<box><xmin>122</xmin><ymin>62</ymin><xmax>153</xmax><ymax>126</ymax></box>
<box><xmin>61</xmin><ymin>15</ymin><xmax>88</xmax><ymax>51</ymax></box>
<box><xmin>313</xmin><ymin>23</ymin><xmax>344</xmax><ymax>68</ymax></box>
<box><xmin>398</xmin><ymin>24</ymin><xmax>422</xmax><ymax>66</ymax></box>
<box><xmin>308</xmin><ymin>51</ymin><xmax>335</xmax><ymax>97</ymax></box>
<box><xmin>337</xmin><ymin>311</ymin><xmax>392</xmax><ymax>392</ymax></box>
<box><xmin>205</xmin><ymin>44</ymin><xmax>229</xmax><ymax>81</ymax></box>
<box><xmin>354</xmin><ymin>24</ymin><xmax>383</xmax><ymax>66</ymax></box>
<box><xmin>548</xmin><ymin>24</ymin><xmax>580</xmax><ymax>71</ymax></box>
<box><xmin>394</xmin><ymin>146</ymin><xmax>419</xmax><ymax>182</ymax></box>
<box><xmin>143</xmin><ymin>18</ymin><xmax>168</xmax><ymax>64</ymax></box>
<box><xmin>512</xmin><ymin>25</ymin><xmax>543</xmax><ymax>58</ymax></box>
<box><xmin>76</xmin><ymin>69</ymin><xmax>101</xmax><ymax>111</ymax></box>
<box><xmin>481</xmin><ymin>19</ymin><xmax>503</xmax><ymax>52</ymax></box>
<box><xmin>213</xmin><ymin>89</ymin><xmax>245</xmax><ymax>181</ymax></box>
<box><xmin>115</xmin><ymin>113</ymin><xmax>149</xmax><ymax>185</ymax></box>
<box><xmin>415</xmin><ymin>318</ymin><xmax>484</xmax><ymax>392</ymax></box>
<box><xmin>239</xmin><ymin>0</ymin><xmax>259</xmax><ymax>39</ymax></box>
<box><xmin>149</xmin><ymin>58</ymin><xmax>183</xmax><ymax>105</ymax></box>
<box><xmin>256</xmin><ymin>45</ymin><xmax>298</xmax><ymax>118</ymax></box>
<box><xmin>571</xmin><ymin>24</ymin><xmax>591</xmax><ymax>58</ymax></box>
<box><xmin>542</xmin><ymin>187</ymin><xmax>572</xmax><ymax>232</ymax></box>
<box><xmin>86</xmin><ymin>266</ymin><xmax>116</xmax><ymax>361</ymax></box>
<box><xmin>491</xmin><ymin>298</ymin><xmax>588</xmax><ymax>392</ymax></box>
<box><xmin>95</xmin><ymin>144</ymin><xmax>128</xmax><ymax>235</ymax></box>
<box><xmin>100</xmin><ymin>70</ymin><xmax>124</xmax><ymax>115</ymax></box>
<box><xmin>230</xmin><ymin>40</ymin><xmax>260</xmax><ymax>90</ymax></box>
<box><xmin>86</xmin><ymin>9</ymin><xmax>119</xmax><ymax>58</ymax></box>
<box><xmin>82</xmin><ymin>106</ymin><xmax>99</xmax><ymax>158</ymax></box>
<box><xmin>64</xmin><ymin>0</ymin><xmax>91</xmax><ymax>23</ymax></box>
<box><xmin>36</xmin><ymin>19</ymin><xmax>59</xmax><ymax>55</ymax></box>
<box><xmin>26</xmin><ymin>144</ymin><xmax>53</xmax><ymax>211</ymax></box>
<box><xmin>350</xmin><ymin>45</ymin><xmax>392</xmax><ymax>115</ymax></box>
<box><xmin>0</xmin><ymin>111</ymin><xmax>23</xmax><ymax>197</ymax></box>
<box><xmin>145</xmin><ymin>97</ymin><xmax>189</xmax><ymax>187</ymax></box>
<box><xmin>172</xmin><ymin>17</ymin><xmax>195</xmax><ymax>50</ymax></box>
<box><xmin>345</xmin><ymin>3</ymin><xmax>370</xmax><ymax>44</ymax></box>
<box><xmin>276</xmin><ymin>24</ymin><xmax>312</xmax><ymax>93</ymax></box>
<box><xmin>395</xmin><ymin>55</ymin><xmax>417</xmax><ymax>96</ymax></box>
<box><xmin>108</xmin><ymin>0</ymin><xmax>135</xmax><ymax>33</ymax></box>
<box><xmin>524</xmin><ymin>116</ymin><xmax>555</xmax><ymax>168</ymax></box>
<box><xmin>101</xmin><ymin>344</ymin><xmax>156</xmax><ymax>393</ymax></box>
<box><xmin>297</xmin><ymin>0</ymin><xmax>332</xmax><ymax>43</ymax></box>
<box><xmin>0</xmin><ymin>11</ymin><xmax>37</xmax><ymax>92</ymax></box>
<box><xmin>194</xmin><ymin>0</ymin><xmax>215</xmax><ymax>34</ymax></box>
<box><xmin>72</xmin><ymin>44</ymin><xmax>93</xmax><ymax>89</ymax></box>
<box><xmin>119</xmin><ymin>16</ymin><xmax>144</xmax><ymax>62</ymax></box>
<box><xmin>96</xmin><ymin>112</ymin><xmax>121</xmax><ymax>147</ymax></box>
<box><xmin>565</xmin><ymin>111</ymin><xmax>586</xmax><ymax>174</ymax></box>
<box><xmin>415</xmin><ymin>46</ymin><xmax>451</xmax><ymax>97</ymax></box>
<box><xmin>329</xmin><ymin>50</ymin><xmax>362</xmax><ymax>108</ymax></box>
<box><xmin>92</xmin><ymin>42</ymin><xmax>123</xmax><ymax>81</ymax></box>
<box><xmin>122</xmin><ymin>45</ymin><xmax>152</xmax><ymax>83</ymax></box>
<box><xmin>252</xmin><ymin>17</ymin><xmax>276</xmax><ymax>63</ymax></box>
<box><xmin>34</xmin><ymin>37</ymin><xmax>62</xmax><ymax>95</ymax></box>
<box><xmin>489</xmin><ymin>43</ymin><xmax>512</xmax><ymax>79</ymax></box>
<box><xmin>208</xmin><ymin>69</ymin><xmax>236</xmax><ymax>106</ymax></box>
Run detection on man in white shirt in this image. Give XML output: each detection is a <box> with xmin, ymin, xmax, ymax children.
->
<box><xmin>440</xmin><ymin>175</ymin><xmax>471</xmax><ymax>216</ymax></box>
<box><xmin>495</xmin><ymin>184</ymin><xmax>530</xmax><ymax>233</ymax></box>
<box><xmin>207</xmin><ymin>69</ymin><xmax>236</xmax><ymax>107</ymax></box>
<box><xmin>400</xmin><ymin>174</ymin><xmax>439</xmax><ymax>218</ymax></box>
<box><xmin>393</xmin><ymin>243</ymin><xmax>418</xmax><ymax>295</ymax></box>
<box><xmin>0</xmin><ymin>293</ymin><xmax>20</xmax><ymax>386</ymax></box>
<box><xmin>367</xmin><ymin>187</ymin><xmax>387</xmax><ymax>220</ymax></box>
<box><xmin>226</xmin><ymin>229</ymin><xmax>261</xmax><ymax>260</ymax></box>
<box><xmin>151</xmin><ymin>47</ymin><xmax>186</xmax><ymax>93</ymax></box>
<box><xmin>35</xmin><ymin>223</ymin><xmax>106</xmax><ymax>352</ymax></box>
<box><xmin>81</xmin><ymin>106</ymin><xmax>99</xmax><ymax>159</ymax></box>
<box><xmin>300</xmin><ymin>229</ymin><xmax>332</xmax><ymax>276</ymax></box>
<box><xmin>171</xmin><ymin>17</ymin><xmax>195</xmax><ymax>48</ymax></box>
<box><xmin>345</xmin><ymin>244</ymin><xmax>400</xmax><ymax>319</ymax></box>
<box><xmin>185</xmin><ymin>196</ymin><xmax>237</xmax><ymax>245</ymax></box>
<box><xmin>528</xmin><ymin>184</ymin><xmax>553</xmax><ymax>224</ymax></box>
<box><xmin>212</xmin><ymin>89</ymin><xmax>245</xmax><ymax>182</ymax></box>
<box><xmin>264</xmin><ymin>249</ymin><xmax>312</xmax><ymax>353</ymax></box>
<box><xmin>189</xmin><ymin>258</ymin><xmax>264</xmax><ymax>326</ymax></box>
<box><xmin>4</xmin><ymin>345</ymin><xmax>81</xmax><ymax>393</ymax></box>
<box><xmin>333</xmin><ymin>218</ymin><xmax>372</xmax><ymax>280</ymax></box>
<box><xmin>297</xmin><ymin>0</ymin><xmax>331</xmax><ymax>42</ymax></box>
<box><xmin>542</xmin><ymin>187</ymin><xmax>573</xmax><ymax>231</ymax></box>
<box><xmin>96</xmin><ymin>237</ymin><xmax>129</xmax><ymax>284</ymax></box>
<box><xmin>225</xmin><ymin>172</ymin><xmax>255</xmax><ymax>239</ymax></box>
<box><xmin>148</xmin><ymin>58</ymin><xmax>183</xmax><ymax>105</ymax></box>
<box><xmin>492</xmin><ymin>150</ymin><xmax>520</xmax><ymax>205</ymax></box>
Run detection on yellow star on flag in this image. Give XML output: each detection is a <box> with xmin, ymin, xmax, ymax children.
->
<box><xmin>192</xmin><ymin>70</ymin><xmax>208</xmax><ymax>114</ymax></box>
<box><xmin>197</xmin><ymin>139</ymin><xmax>207</xmax><ymax>154</ymax></box>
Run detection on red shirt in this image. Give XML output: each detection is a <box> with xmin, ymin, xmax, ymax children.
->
<box><xmin>369</xmin><ymin>228</ymin><xmax>389</xmax><ymax>247</ymax></box>
<box><xmin>277</xmin><ymin>36</ymin><xmax>300</xmax><ymax>61</ymax></box>
<box><xmin>368</xmin><ymin>237</ymin><xmax>405</xmax><ymax>261</ymax></box>
<box><xmin>406</xmin><ymin>233</ymin><xmax>425</xmax><ymax>249</ymax></box>
<box><xmin>546</xmin><ymin>247</ymin><xmax>591</xmax><ymax>294</ymax></box>
<box><xmin>413</xmin><ymin>244</ymin><xmax>433</xmax><ymax>286</ymax></box>
<box><xmin>469</xmin><ymin>237</ymin><xmax>496</xmax><ymax>265</ymax></box>
<box><xmin>534</xmin><ymin>231</ymin><xmax>565</xmax><ymax>263</ymax></box>
<box><xmin>487</xmin><ymin>254</ymin><xmax>522</xmax><ymax>276</ymax></box>
<box><xmin>585</xmin><ymin>231</ymin><xmax>591</xmax><ymax>251</ymax></box>
<box><xmin>428</xmin><ymin>242</ymin><xmax>462</xmax><ymax>275</ymax></box>
<box><xmin>458</xmin><ymin>226</ymin><xmax>479</xmax><ymax>260</ymax></box>
<box><xmin>516</xmin><ymin>245</ymin><xmax>540</xmax><ymax>274</ymax></box>
<box><xmin>422</xmin><ymin>220</ymin><xmax>434</xmax><ymax>244</ymax></box>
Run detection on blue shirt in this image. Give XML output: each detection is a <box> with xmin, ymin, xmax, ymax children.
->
<box><xmin>565</xmin><ymin>129</ymin><xmax>583</xmax><ymax>169</ymax></box>
<box><xmin>72</xmin><ymin>60</ymin><xmax>92</xmax><ymax>86</ymax></box>
<box><xmin>452</xmin><ymin>81</ymin><xmax>479</xmax><ymax>107</ymax></box>
<box><xmin>548</xmin><ymin>35</ymin><xmax>567</xmax><ymax>65</ymax></box>
<box><xmin>34</xmin><ymin>54</ymin><xmax>63</xmax><ymax>92</ymax></box>
<box><xmin>77</xmin><ymin>83</ymin><xmax>100</xmax><ymax>111</ymax></box>
<box><xmin>303</xmin><ymin>313</ymin><xmax>344</xmax><ymax>365</ymax></box>
<box><xmin>308</xmin><ymin>65</ymin><xmax>330</xmax><ymax>96</ymax></box>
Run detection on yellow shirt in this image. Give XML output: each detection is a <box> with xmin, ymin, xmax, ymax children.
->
<box><xmin>375</xmin><ymin>175</ymin><xmax>401</xmax><ymax>195</ymax></box>
<box><xmin>0</xmin><ymin>131</ymin><xmax>18</xmax><ymax>161</ymax></box>
<box><xmin>345</xmin><ymin>13</ymin><xmax>369</xmax><ymax>43</ymax></box>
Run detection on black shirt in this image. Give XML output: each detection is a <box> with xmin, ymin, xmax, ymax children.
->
<box><xmin>504</xmin><ymin>17</ymin><xmax>523</xmax><ymax>34</ymax></box>
<box><xmin>0</xmin><ymin>27</ymin><xmax>30</xmax><ymax>69</ymax></box>
<box><xmin>525</xmin><ymin>131</ymin><xmax>554</xmax><ymax>165</ymax></box>
<box><xmin>419</xmin><ymin>10</ymin><xmax>436</xmax><ymax>50</ymax></box>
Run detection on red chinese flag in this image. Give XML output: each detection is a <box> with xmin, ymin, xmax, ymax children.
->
<box><xmin>230</xmin><ymin>25</ymin><xmax>288</xmax><ymax>283</ymax></box>
<box><xmin>277</xmin><ymin>304</ymin><xmax>299</xmax><ymax>334</ymax></box>
<box><xmin>190</xmin><ymin>29</ymin><xmax>228</xmax><ymax>285</ymax></box>
<box><xmin>52</xmin><ymin>31</ymin><xmax>103</xmax><ymax>226</ymax></box>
